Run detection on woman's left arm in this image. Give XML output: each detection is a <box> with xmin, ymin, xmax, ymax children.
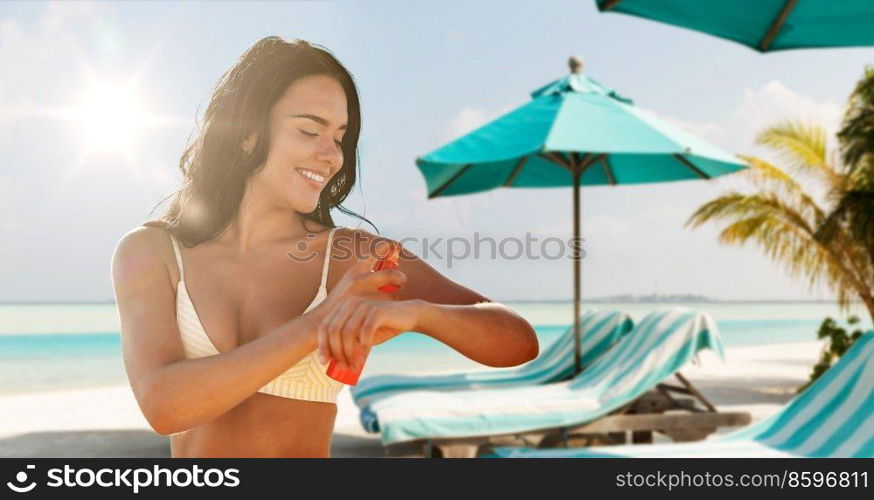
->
<box><xmin>395</xmin><ymin>248</ymin><xmax>539</xmax><ymax>368</ymax></box>
<box><xmin>319</xmin><ymin>231</ymin><xmax>539</xmax><ymax>368</ymax></box>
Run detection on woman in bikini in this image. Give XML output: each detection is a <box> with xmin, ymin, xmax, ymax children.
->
<box><xmin>111</xmin><ymin>36</ymin><xmax>539</xmax><ymax>458</ymax></box>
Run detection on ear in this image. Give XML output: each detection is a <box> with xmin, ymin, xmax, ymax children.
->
<box><xmin>242</xmin><ymin>133</ymin><xmax>258</xmax><ymax>154</ymax></box>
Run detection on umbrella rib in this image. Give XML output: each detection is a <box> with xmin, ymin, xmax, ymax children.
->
<box><xmin>540</xmin><ymin>151</ymin><xmax>606</xmax><ymax>180</ymax></box>
<box><xmin>554</xmin><ymin>151</ymin><xmax>573</xmax><ymax>168</ymax></box>
<box><xmin>673</xmin><ymin>154</ymin><xmax>711</xmax><ymax>180</ymax></box>
<box><xmin>577</xmin><ymin>153</ymin><xmax>602</xmax><ymax>174</ymax></box>
<box><xmin>538</xmin><ymin>151</ymin><xmax>573</xmax><ymax>172</ymax></box>
<box><xmin>428</xmin><ymin>163</ymin><xmax>472</xmax><ymax>198</ymax></box>
<box><xmin>503</xmin><ymin>156</ymin><xmax>528</xmax><ymax>187</ymax></box>
<box><xmin>570</xmin><ymin>152</ymin><xmax>584</xmax><ymax>168</ymax></box>
<box><xmin>759</xmin><ymin>0</ymin><xmax>797</xmax><ymax>51</ymax></box>
<box><xmin>599</xmin><ymin>0</ymin><xmax>622</xmax><ymax>11</ymax></box>
<box><xmin>601</xmin><ymin>156</ymin><xmax>617</xmax><ymax>185</ymax></box>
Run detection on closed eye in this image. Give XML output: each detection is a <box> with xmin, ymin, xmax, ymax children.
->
<box><xmin>300</xmin><ymin>129</ymin><xmax>343</xmax><ymax>149</ymax></box>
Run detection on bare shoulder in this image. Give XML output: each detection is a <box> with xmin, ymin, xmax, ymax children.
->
<box><xmin>111</xmin><ymin>225</ymin><xmax>176</xmax><ymax>292</ymax></box>
<box><xmin>336</xmin><ymin>227</ymin><xmax>423</xmax><ymax>264</ymax></box>
<box><xmin>326</xmin><ymin>226</ymin><xmax>393</xmax><ymax>282</ymax></box>
<box><xmin>332</xmin><ymin>226</ymin><xmax>399</xmax><ymax>259</ymax></box>
<box><xmin>331</xmin><ymin>226</ymin><xmax>491</xmax><ymax>305</ymax></box>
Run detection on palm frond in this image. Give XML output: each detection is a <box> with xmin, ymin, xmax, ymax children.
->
<box><xmin>686</xmin><ymin>190</ymin><xmax>817</xmax><ymax>234</ymax></box>
<box><xmin>693</xmin><ymin>81</ymin><xmax>874</xmax><ymax>322</ymax></box>
<box><xmin>737</xmin><ymin>155</ymin><xmax>827</xmax><ymax>222</ymax></box>
<box><xmin>688</xmin><ymin>192</ymin><xmax>868</xmax><ymax>312</ymax></box>
<box><xmin>817</xmin><ymin>190</ymin><xmax>874</xmax><ymax>252</ymax></box>
<box><xmin>756</xmin><ymin>121</ymin><xmax>842</xmax><ymax>191</ymax></box>
<box><xmin>838</xmin><ymin>65</ymin><xmax>874</xmax><ymax>172</ymax></box>
<box><xmin>736</xmin><ymin>155</ymin><xmax>800</xmax><ymax>193</ymax></box>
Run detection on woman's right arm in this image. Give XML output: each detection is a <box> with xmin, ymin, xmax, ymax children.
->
<box><xmin>111</xmin><ymin>227</ymin><xmax>403</xmax><ymax>436</ymax></box>
<box><xmin>111</xmin><ymin>227</ymin><xmax>324</xmax><ymax>436</ymax></box>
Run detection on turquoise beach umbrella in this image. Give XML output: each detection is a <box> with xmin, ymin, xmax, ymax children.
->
<box><xmin>416</xmin><ymin>57</ymin><xmax>746</xmax><ymax>375</ymax></box>
<box><xmin>595</xmin><ymin>0</ymin><xmax>874</xmax><ymax>52</ymax></box>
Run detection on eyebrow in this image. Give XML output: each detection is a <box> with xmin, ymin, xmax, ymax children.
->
<box><xmin>292</xmin><ymin>113</ymin><xmax>347</xmax><ymax>130</ymax></box>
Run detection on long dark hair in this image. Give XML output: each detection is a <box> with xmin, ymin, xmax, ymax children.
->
<box><xmin>146</xmin><ymin>36</ymin><xmax>375</xmax><ymax>246</ymax></box>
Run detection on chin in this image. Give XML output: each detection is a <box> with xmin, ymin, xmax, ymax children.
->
<box><xmin>290</xmin><ymin>198</ymin><xmax>321</xmax><ymax>215</ymax></box>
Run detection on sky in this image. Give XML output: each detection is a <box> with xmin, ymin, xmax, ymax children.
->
<box><xmin>1</xmin><ymin>0</ymin><xmax>872</xmax><ymax>303</ymax></box>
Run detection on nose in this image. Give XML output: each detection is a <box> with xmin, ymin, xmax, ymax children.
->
<box><xmin>314</xmin><ymin>136</ymin><xmax>343</xmax><ymax>173</ymax></box>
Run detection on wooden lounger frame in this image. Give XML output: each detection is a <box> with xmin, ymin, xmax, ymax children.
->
<box><xmin>384</xmin><ymin>371</ymin><xmax>752</xmax><ymax>458</ymax></box>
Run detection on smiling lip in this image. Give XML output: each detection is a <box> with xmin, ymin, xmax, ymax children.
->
<box><xmin>296</xmin><ymin>168</ymin><xmax>327</xmax><ymax>189</ymax></box>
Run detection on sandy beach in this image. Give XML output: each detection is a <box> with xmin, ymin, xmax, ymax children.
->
<box><xmin>0</xmin><ymin>340</ymin><xmax>826</xmax><ymax>458</ymax></box>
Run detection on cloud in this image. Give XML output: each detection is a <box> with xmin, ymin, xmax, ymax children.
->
<box><xmin>442</xmin><ymin>106</ymin><xmax>493</xmax><ymax>141</ymax></box>
<box><xmin>735</xmin><ymin>80</ymin><xmax>843</xmax><ymax>134</ymax></box>
<box><xmin>659</xmin><ymin>79</ymin><xmax>844</xmax><ymax>158</ymax></box>
<box><xmin>440</xmin><ymin>101</ymin><xmax>518</xmax><ymax>141</ymax></box>
<box><xmin>659</xmin><ymin>115</ymin><xmax>724</xmax><ymax>145</ymax></box>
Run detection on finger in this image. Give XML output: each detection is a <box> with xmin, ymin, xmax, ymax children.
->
<box><xmin>328</xmin><ymin>323</ymin><xmax>346</xmax><ymax>367</ymax></box>
<box><xmin>354</xmin><ymin>239</ymin><xmax>397</xmax><ymax>274</ymax></box>
<box><xmin>361</xmin><ymin>309</ymin><xmax>381</xmax><ymax>347</ymax></box>
<box><xmin>326</xmin><ymin>301</ymin><xmax>355</xmax><ymax>366</ymax></box>
<box><xmin>354</xmin><ymin>243</ymin><xmax>384</xmax><ymax>274</ymax></box>
<box><xmin>351</xmin><ymin>309</ymin><xmax>376</xmax><ymax>371</ymax></box>
<box><xmin>342</xmin><ymin>306</ymin><xmax>370</xmax><ymax>364</ymax></box>
<box><xmin>358</xmin><ymin>306</ymin><xmax>383</xmax><ymax>346</ymax></box>
<box><xmin>317</xmin><ymin>318</ymin><xmax>330</xmax><ymax>364</ymax></box>
<box><xmin>346</xmin><ymin>260</ymin><xmax>379</xmax><ymax>292</ymax></box>
<box><xmin>348</xmin><ymin>268</ymin><xmax>405</xmax><ymax>299</ymax></box>
<box><xmin>364</xmin><ymin>269</ymin><xmax>407</xmax><ymax>293</ymax></box>
<box><xmin>320</xmin><ymin>305</ymin><xmax>344</xmax><ymax>364</ymax></box>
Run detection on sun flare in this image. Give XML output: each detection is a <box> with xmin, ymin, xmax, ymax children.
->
<box><xmin>70</xmin><ymin>80</ymin><xmax>153</xmax><ymax>162</ymax></box>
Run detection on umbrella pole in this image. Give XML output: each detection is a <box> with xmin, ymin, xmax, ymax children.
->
<box><xmin>572</xmin><ymin>167</ymin><xmax>582</xmax><ymax>376</ymax></box>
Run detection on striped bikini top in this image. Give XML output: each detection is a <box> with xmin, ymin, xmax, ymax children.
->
<box><xmin>169</xmin><ymin>227</ymin><xmax>344</xmax><ymax>403</ymax></box>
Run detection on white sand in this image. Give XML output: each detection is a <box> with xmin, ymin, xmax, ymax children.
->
<box><xmin>0</xmin><ymin>341</ymin><xmax>826</xmax><ymax>458</ymax></box>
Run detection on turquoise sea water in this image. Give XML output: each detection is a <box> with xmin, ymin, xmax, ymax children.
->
<box><xmin>0</xmin><ymin>302</ymin><xmax>870</xmax><ymax>395</ymax></box>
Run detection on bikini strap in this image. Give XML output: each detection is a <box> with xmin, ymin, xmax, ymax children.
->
<box><xmin>319</xmin><ymin>227</ymin><xmax>340</xmax><ymax>290</ymax></box>
<box><xmin>169</xmin><ymin>234</ymin><xmax>184</xmax><ymax>280</ymax></box>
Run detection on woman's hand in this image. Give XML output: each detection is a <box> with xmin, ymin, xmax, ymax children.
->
<box><xmin>309</xmin><ymin>240</ymin><xmax>408</xmax><ymax>366</ymax></box>
<box><xmin>318</xmin><ymin>299</ymin><xmax>423</xmax><ymax>367</ymax></box>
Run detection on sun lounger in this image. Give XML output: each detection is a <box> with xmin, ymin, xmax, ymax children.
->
<box><xmin>352</xmin><ymin>309</ymin><xmax>634</xmax><ymax>410</ymax></box>
<box><xmin>491</xmin><ymin>330</ymin><xmax>874</xmax><ymax>458</ymax></box>
<box><xmin>364</xmin><ymin>307</ymin><xmax>750</xmax><ymax>457</ymax></box>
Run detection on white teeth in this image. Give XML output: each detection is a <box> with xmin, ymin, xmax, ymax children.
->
<box><xmin>298</xmin><ymin>169</ymin><xmax>325</xmax><ymax>184</ymax></box>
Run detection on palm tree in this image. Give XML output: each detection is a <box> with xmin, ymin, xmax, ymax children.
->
<box><xmin>685</xmin><ymin>120</ymin><xmax>874</xmax><ymax>323</ymax></box>
<box><xmin>837</xmin><ymin>66</ymin><xmax>874</xmax><ymax>175</ymax></box>
<box><xmin>820</xmin><ymin>66</ymin><xmax>874</xmax><ymax>263</ymax></box>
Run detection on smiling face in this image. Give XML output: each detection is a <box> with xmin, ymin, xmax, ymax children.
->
<box><xmin>247</xmin><ymin>74</ymin><xmax>348</xmax><ymax>215</ymax></box>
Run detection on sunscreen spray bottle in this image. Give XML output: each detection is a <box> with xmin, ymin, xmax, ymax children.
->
<box><xmin>325</xmin><ymin>251</ymin><xmax>399</xmax><ymax>385</ymax></box>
